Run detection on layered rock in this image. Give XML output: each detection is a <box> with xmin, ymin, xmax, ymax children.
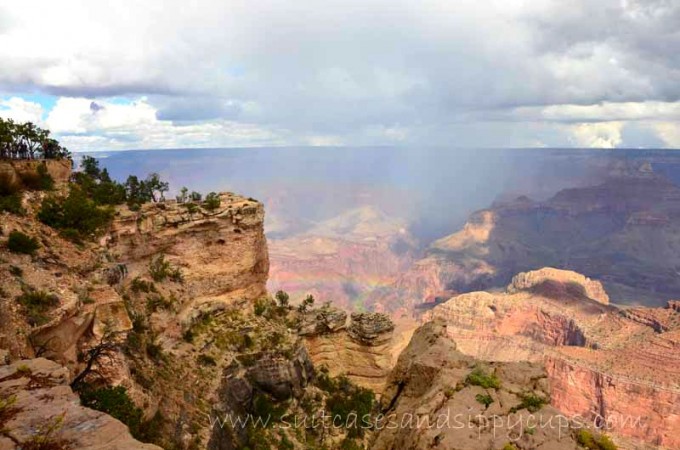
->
<box><xmin>427</xmin><ymin>268</ymin><xmax>680</xmax><ymax>448</ymax></box>
<box><xmin>0</xmin><ymin>358</ymin><xmax>159</xmax><ymax>449</ymax></box>
<box><xmin>299</xmin><ymin>308</ymin><xmax>396</xmax><ymax>393</ymax></box>
<box><xmin>373</xmin><ymin>321</ymin><xmax>585</xmax><ymax>450</ymax></box>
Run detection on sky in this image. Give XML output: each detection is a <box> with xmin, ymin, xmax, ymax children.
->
<box><xmin>0</xmin><ymin>0</ymin><xmax>678</xmax><ymax>151</ymax></box>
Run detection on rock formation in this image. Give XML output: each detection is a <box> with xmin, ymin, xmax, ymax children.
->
<box><xmin>0</xmin><ymin>159</ymin><xmax>72</xmax><ymax>188</ymax></box>
<box><xmin>299</xmin><ymin>307</ymin><xmax>397</xmax><ymax>393</ymax></box>
<box><xmin>427</xmin><ymin>268</ymin><xmax>680</xmax><ymax>449</ymax></box>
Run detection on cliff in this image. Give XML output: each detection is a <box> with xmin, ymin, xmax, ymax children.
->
<box><xmin>1</xmin><ymin>189</ymin><xmax>272</xmax><ymax>449</ymax></box>
<box><xmin>426</xmin><ymin>268</ymin><xmax>680</xmax><ymax>449</ymax></box>
<box><xmin>105</xmin><ymin>192</ymin><xmax>269</xmax><ymax>316</ymax></box>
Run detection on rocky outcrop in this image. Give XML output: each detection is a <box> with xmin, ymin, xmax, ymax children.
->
<box><xmin>373</xmin><ymin>321</ymin><xmax>585</xmax><ymax>450</ymax></box>
<box><xmin>300</xmin><ymin>308</ymin><xmax>396</xmax><ymax>393</ymax></box>
<box><xmin>298</xmin><ymin>307</ymin><xmax>348</xmax><ymax>335</ymax></box>
<box><xmin>347</xmin><ymin>312</ymin><xmax>395</xmax><ymax>344</ymax></box>
<box><xmin>427</xmin><ymin>268</ymin><xmax>680</xmax><ymax>448</ymax></box>
<box><xmin>508</xmin><ymin>268</ymin><xmax>609</xmax><ymax>305</ymax></box>
<box><xmin>0</xmin><ymin>358</ymin><xmax>160</xmax><ymax>449</ymax></box>
<box><xmin>106</xmin><ymin>193</ymin><xmax>269</xmax><ymax>314</ymax></box>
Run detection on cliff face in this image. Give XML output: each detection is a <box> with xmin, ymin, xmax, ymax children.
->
<box><xmin>299</xmin><ymin>308</ymin><xmax>397</xmax><ymax>394</ymax></box>
<box><xmin>427</xmin><ymin>268</ymin><xmax>680</xmax><ymax>449</ymax></box>
<box><xmin>0</xmin><ymin>190</ymin><xmax>271</xmax><ymax>449</ymax></box>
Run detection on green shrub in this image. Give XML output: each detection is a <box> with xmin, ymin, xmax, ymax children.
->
<box><xmin>148</xmin><ymin>254</ymin><xmax>182</xmax><ymax>283</ymax></box>
<box><xmin>21</xmin><ymin>414</ymin><xmax>70</xmax><ymax>450</ymax></box>
<box><xmin>275</xmin><ymin>290</ymin><xmax>289</xmax><ymax>307</ymax></box>
<box><xmin>146</xmin><ymin>341</ymin><xmax>164</xmax><ymax>361</ymax></box>
<box><xmin>203</xmin><ymin>192</ymin><xmax>221</xmax><ymax>212</ymax></box>
<box><xmin>576</xmin><ymin>430</ymin><xmax>618</xmax><ymax>450</ymax></box>
<box><xmin>16</xmin><ymin>289</ymin><xmax>60</xmax><ymax>326</ymax></box>
<box><xmin>0</xmin><ymin>394</ymin><xmax>18</xmax><ymax>423</ymax></box>
<box><xmin>254</xmin><ymin>297</ymin><xmax>275</xmax><ymax>317</ymax></box>
<box><xmin>182</xmin><ymin>329</ymin><xmax>194</xmax><ymax>343</ymax></box>
<box><xmin>20</xmin><ymin>163</ymin><xmax>54</xmax><ymax>191</ymax></box>
<box><xmin>145</xmin><ymin>294</ymin><xmax>172</xmax><ymax>313</ymax></box>
<box><xmin>0</xmin><ymin>193</ymin><xmax>23</xmax><ymax>215</ymax></box>
<box><xmin>325</xmin><ymin>380</ymin><xmax>375</xmax><ymax>438</ymax></box>
<box><xmin>197</xmin><ymin>354</ymin><xmax>217</xmax><ymax>366</ymax></box>
<box><xmin>510</xmin><ymin>392</ymin><xmax>548</xmax><ymax>413</ymax></box>
<box><xmin>475</xmin><ymin>393</ymin><xmax>494</xmax><ymax>408</ymax></box>
<box><xmin>80</xmin><ymin>386</ymin><xmax>143</xmax><ymax>438</ymax></box>
<box><xmin>130</xmin><ymin>277</ymin><xmax>156</xmax><ymax>294</ymax></box>
<box><xmin>251</xmin><ymin>392</ymin><xmax>287</xmax><ymax>425</ymax></box>
<box><xmin>38</xmin><ymin>187</ymin><xmax>114</xmax><ymax>241</ymax></box>
<box><xmin>7</xmin><ymin>230</ymin><xmax>39</xmax><ymax>255</ymax></box>
<box><xmin>465</xmin><ymin>367</ymin><xmax>501</xmax><ymax>389</ymax></box>
<box><xmin>9</xmin><ymin>265</ymin><xmax>23</xmax><ymax>276</ymax></box>
<box><xmin>502</xmin><ymin>444</ymin><xmax>519</xmax><ymax>450</ymax></box>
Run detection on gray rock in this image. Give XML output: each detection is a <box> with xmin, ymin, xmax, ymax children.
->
<box><xmin>347</xmin><ymin>312</ymin><xmax>395</xmax><ymax>345</ymax></box>
<box><xmin>298</xmin><ymin>307</ymin><xmax>347</xmax><ymax>336</ymax></box>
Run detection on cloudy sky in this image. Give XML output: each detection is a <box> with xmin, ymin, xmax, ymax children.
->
<box><xmin>0</xmin><ymin>0</ymin><xmax>678</xmax><ymax>151</ymax></box>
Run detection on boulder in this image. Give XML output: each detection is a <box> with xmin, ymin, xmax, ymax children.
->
<box><xmin>246</xmin><ymin>346</ymin><xmax>314</xmax><ymax>400</ymax></box>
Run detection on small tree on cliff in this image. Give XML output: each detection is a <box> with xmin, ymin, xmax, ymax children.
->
<box><xmin>203</xmin><ymin>192</ymin><xmax>221</xmax><ymax>212</ymax></box>
<box><xmin>70</xmin><ymin>327</ymin><xmax>120</xmax><ymax>391</ymax></box>
<box><xmin>275</xmin><ymin>290</ymin><xmax>290</xmax><ymax>308</ymax></box>
<box><xmin>297</xmin><ymin>294</ymin><xmax>315</xmax><ymax>313</ymax></box>
<box><xmin>145</xmin><ymin>173</ymin><xmax>169</xmax><ymax>202</ymax></box>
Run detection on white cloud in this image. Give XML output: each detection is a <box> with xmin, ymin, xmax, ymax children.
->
<box><xmin>653</xmin><ymin>122</ymin><xmax>680</xmax><ymax>148</ymax></box>
<box><xmin>0</xmin><ymin>97</ymin><xmax>44</xmax><ymax>123</ymax></box>
<box><xmin>569</xmin><ymin>122</ymin><xmax>623</xmax><ymax>149</ymax></box>
<box><xmin>44</xmin><ymin>97</ymin><xmax>288</xmax><ymax>151</ymax></box>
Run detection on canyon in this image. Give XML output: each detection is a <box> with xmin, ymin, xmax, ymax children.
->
<box><xmin>2</xmin><ymin>158</ymin><xmax>680</xmax><ymax>449</ymax></box>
